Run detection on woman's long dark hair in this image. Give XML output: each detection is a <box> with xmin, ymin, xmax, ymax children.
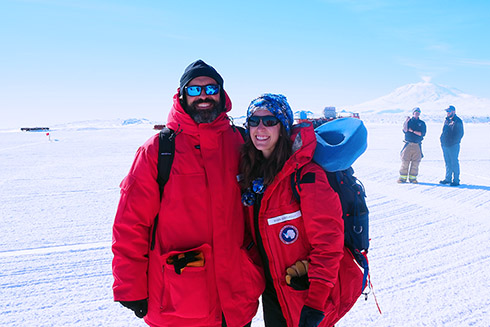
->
<box><xmin>239</xmin><ymin>123</ymin><xmax>292</xmax><ymax>189</ymax></box>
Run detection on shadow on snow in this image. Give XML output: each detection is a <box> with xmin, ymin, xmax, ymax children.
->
<box><xmin>416</xmin><ymin>182</ymin><xmax>490</xmax><ymax>191</ymax></box>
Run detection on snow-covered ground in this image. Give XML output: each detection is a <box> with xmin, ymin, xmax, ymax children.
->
<box><xmin>1</xmin><ymin>119</ymin><xmax>489</xmax><ymax>326</ymax></box>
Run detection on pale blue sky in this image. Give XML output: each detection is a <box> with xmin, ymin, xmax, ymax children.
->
<box><xmin>1</xmin><ymin>0</ymin><xmax>489</xmax><ymax>128</ymax></box>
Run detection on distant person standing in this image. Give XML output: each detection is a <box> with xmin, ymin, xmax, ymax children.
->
<box><xmin>398</xmin><ymin>107</ymin><xmax>426</xmax><ymax>183</ymax></box>
<box><xmin>439</xmin><ymin>105</ymin><xmax>464</xmax><ymax>186</ymax></box>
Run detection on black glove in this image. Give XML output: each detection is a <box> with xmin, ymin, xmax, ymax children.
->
<box><xmin>288</xmin><ymin>274</ymin><xmax>310</xmax><ymax>290</ymax></box>
<box><xmin>285</xmin><ymin>260</ymin><xmax>310</xmax><ymax>291</ymax></box>
<box><xmin>166</xmin><ymin>250</ymin><xmax>204</xmax><ymax>274</ymax></box>
<box><xmin>119</xmin><ymin>299</ymin><xmax>148</xmax><ymax>318</ymax></box>
<box><xmin>298</xmin><ymin>305</ymin><xmax>325</xmax><ymax>327</ymax></box>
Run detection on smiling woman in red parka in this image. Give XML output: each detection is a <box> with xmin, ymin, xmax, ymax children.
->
<box><xmin>240</xmin><ymin>94</ymin><xmax>362</xmax><ymax>327</ymax></box>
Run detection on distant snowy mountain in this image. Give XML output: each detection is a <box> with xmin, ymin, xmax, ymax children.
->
<box><xmin>348</xmin><ymin>82</ymin><xmax>490</xmax><ymax>121</ymax></box>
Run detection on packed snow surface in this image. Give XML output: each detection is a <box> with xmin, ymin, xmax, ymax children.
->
<box><xmin>1</xmin><ymin>119</ymin><xmax>489</xmax><ymax>326</ymax></box>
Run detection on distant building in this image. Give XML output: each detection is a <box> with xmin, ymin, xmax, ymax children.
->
<box><xmin>296</xmin><ymin>107</ymin><xmax>361</xmax><ymax>128</ymax></box>
<box><xmin>337</xmin><ymin>110</ymin><xmax>360</xmax><ymax>119</ymax></box>
<box><xmin>323</xmin><ymin>107</ymin><xmax>337</xmax><ymax>119</ymax></box>
<box><xmin>153</xmin><ymin>124</ymin><xmax>165</xmax><ymax>130</ymax></box>
<box><xmin>20</xmin><ymin>127</ymin><xmax>50</xmax><ymax>132</ymax></box>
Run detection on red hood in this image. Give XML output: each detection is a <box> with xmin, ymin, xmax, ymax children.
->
<box><xmin>277</xmin><ymin>123</ymin><xmax>317</xmax><ymax>179</ymax></box>
<box><xmin>263</xmin><ymin>122</ymin><xmax>318</xmax><ymax>202</ymax></box>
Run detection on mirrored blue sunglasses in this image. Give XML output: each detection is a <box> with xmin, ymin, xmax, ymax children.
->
<box><xmin>185</xmin><ymin>84</ymin><xmax>220</xmax><ymax>97</ymax></box>
<box><xmin>248</xmin><ymin>116</ymin><xmax>280</xmax><ymax>127</ymax></box>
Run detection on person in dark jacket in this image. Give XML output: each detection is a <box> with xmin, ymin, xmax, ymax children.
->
<box><xmin>239</xmin><ymin>94</ymin><xmax>363</xmax><ymax>327</ymax></box>
<box><xmin>112</xmin><ymin>60</ymin><xmax>264</xmax><ymax>327</ymax></box>
<box><xmin>398</xmin><ymin>107</ymin><xmax>427</xmax><ymax>183</ymax></box>
<box><xmin>439</xmin><ymin>105</ymin><xmax>464</xmax><ymax>186</ymax></box>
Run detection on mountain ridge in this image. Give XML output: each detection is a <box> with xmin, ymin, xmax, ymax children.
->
<box><xmin>348</xmin><ymin>81</ymin><xmax>490</xmax><ymax>119</ymax></box>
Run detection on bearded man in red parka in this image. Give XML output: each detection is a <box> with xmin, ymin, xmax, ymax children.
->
<box><xmin>112</xmin><ymin>60</ymin><xmax>264</xmax><ymax>327</ymax></box>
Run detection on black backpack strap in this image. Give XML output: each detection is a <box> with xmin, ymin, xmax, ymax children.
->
<box><xmin>231</xmin><ymin>124</ymin><xmax>247</xmax><ymax>141</ymax></box>
<box><xmin>229</xmin><ymin>116</ymin><xmax>246</xmax><ymax>141</ymax></box>
<box><xmin>290</xmin><ymin>167</ymin><xmax>303</xmax><ymax>203</ymax></box>
<box><xmin>236</xmin><ymin>126</ymin><xmax>247</xmax><ymax>141</ymax></box>
<box><xmin>151</xmin><ymin>127</ymin><xmax>175</xmax><ymax>251</ymax></box>
<box><xmin>290</xmin><ymin>167</ymin><xmax>316</xmax><ymax>203</ymax></box>
<box><xmin>156</xmin><ymin>127</ymin><xmax>175</xmax><ymax>194</ymax></box>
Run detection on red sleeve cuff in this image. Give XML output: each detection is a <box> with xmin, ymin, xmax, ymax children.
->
<box><xmin>305</xmin><ymin>280</ymin><xmax>333</xmax><ymax>311</ymax></box>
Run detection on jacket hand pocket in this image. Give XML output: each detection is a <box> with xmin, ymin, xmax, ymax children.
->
<box><xmin>160</xmin><ymin>244</ymin><xmax>212</xmax><ymax>318</ymax></box>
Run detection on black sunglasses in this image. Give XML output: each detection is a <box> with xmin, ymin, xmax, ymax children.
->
<box><xmin>185</xmin><ymin>84</ymin><xmax>220</xmax><ymax>97</ymax></box>
<box><xmin>248</xmin><ymin>116</ymin><xmax>280</xmax><ymax>127</ymax></box>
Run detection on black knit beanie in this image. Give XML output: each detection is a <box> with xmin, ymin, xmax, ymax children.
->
<box><xmin>179</xmin><ymin>59</ymin><xmax>224</xmax><ymax>95</ymax></box>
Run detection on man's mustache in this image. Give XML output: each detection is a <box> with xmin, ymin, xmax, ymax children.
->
<box><xmin>193</xmin><ymin>99</ymin><xmax>216</xmax><ymax>105</ymax></box>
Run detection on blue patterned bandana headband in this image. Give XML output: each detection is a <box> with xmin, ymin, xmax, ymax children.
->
<box><xmin>246</xmin><ymin>93</ymin><xmax>294</xmax><ymax>135</ymax></box>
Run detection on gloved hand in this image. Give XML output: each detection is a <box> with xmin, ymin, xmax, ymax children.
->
<box><xmin>298</xmin><ymin>305</ymin><xmax>325</xmax><ymax>327</ymax></box>
<box><xmin>166</xmin><ymin>250</ymin><xmax>204</xmax><ymax>274</ymax></box>
<box><xmin>285</xmin><ymin>260</ymin><xmax>310</xmax><ymax>290</ymax></box>
<box><xmin>119</xmin><ymin>299</ymin><xmax>148</xmax><ymax>318</ymax></box>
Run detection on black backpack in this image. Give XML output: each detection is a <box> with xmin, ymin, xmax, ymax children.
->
<box><xmin>291</xmin><ymin>166</ymin><xmax>370</xmax><ymax>291</ymax></box>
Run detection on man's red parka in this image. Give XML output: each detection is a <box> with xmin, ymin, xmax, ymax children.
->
<box><xmin>112</xmin><ymin>92</ymin><xmax>264</xmax><ymax>327</ymax></box>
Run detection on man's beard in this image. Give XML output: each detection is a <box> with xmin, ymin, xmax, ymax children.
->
<box><xmin>184</xmin><ymin>98</ymin><xmax>223</xmax><ymax>124</ymax></box>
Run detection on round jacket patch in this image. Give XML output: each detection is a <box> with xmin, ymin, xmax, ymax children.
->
<box><xmin>280</xmin><ymin>225</ymin><xmax>299</xmax><ymax>244</ymax></box>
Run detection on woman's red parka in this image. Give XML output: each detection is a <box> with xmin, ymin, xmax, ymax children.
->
<box><xmin>247</xmin><ymin>123</ymin><xmax>363</xmax><ymax>327</ymax></box>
